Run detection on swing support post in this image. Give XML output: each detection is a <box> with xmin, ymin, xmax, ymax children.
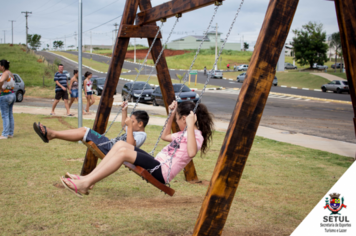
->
<box><xmin>193</xmin><ymin>0</ymin><xmax>299</xmax><ymax>235</ymax></box>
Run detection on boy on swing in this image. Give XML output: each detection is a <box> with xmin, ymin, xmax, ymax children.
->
<box><xmin>33</xmin><ymin>101</ymin><xmax>149</xmax><ymax>155</ymax></box>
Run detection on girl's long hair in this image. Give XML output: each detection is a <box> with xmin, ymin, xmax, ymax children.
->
<box><xmin>84</xmin><ymin>71</ymin><xmax>92</xmax><ymax>78</ymax></box>
<box><xmin>177</xmin><ymin>101</ymin><xmax>213</xmax><ymax>155</ymax></box>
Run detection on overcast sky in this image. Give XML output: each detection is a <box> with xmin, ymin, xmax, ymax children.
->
<box><xmin>0</xmin><ymin>0</ymin><xmax>339</xmax><ymax>50</ymax></box>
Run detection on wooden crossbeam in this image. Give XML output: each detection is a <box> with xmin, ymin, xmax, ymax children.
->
<box><xmin>192</xmin><ymin>0</ymin><xmax>299</xmax><ymax>235</ymax></box>
<box><xmin>119</xmin><ymin>24</ymin><xmax>162</xmax><ymax>38</ymax></box>
<box><xmin>136</xmin><ymin>0</ymin><xmax>220</xmax><ymax>25</ymax></box>
<box><xmin>333</xmin><ymin>0</ymin><xmax>356</xmax><ymax>138</ymax></box>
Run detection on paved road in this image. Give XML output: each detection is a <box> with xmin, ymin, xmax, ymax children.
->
<box><xmin>33</xmin><ymin>51</ymin><xmax>355</xmax><ymax>144</ymax></box>
<box><xmin>65</xmin><ymin>51</ymin><xmax>351</xmax><ymax>101</ymax></box>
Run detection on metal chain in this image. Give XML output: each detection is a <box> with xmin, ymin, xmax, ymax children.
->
<box><xmin>101</xmin><ymin>22</ymin><xmax>164</xmax><ymax>137</ymax></box>
<box><xmin>115</xmin><ymin>17</ymin><xmax>180</xmax><ymax>138</ymax></box>
<box><xmin>98</xmin><ymin>19</ymin><xmax>179</xmax><ymax>147</ymax></box>
<box><xmin>148</xmin><ymin>5</ymin><xmax>220</xmax><ymax>157</ymax></box>
<box><xmin>150</xmin><ymin>0</ymin><xmax>245</xmax><ymax>184</ymax></box>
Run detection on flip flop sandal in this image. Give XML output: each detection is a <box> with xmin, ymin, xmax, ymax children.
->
<box><xmin>33</xmin><ymin>122</ymin><xmax>49</xmax><ymax>143</ymax></box>
<box><xmin>65</xmin><ymin>173</ymin><xmax>95</xmax><ymax>190</ymax></box>
<box><xmin>60</xmin><ymin>177</ymin><xmax>89</xmax><ymax>197</ymax></box>
<box><xmin>65</xmin><ymin>173</ymin><xmax>80</xmax><ymax>180</ymax></box>
<box><xmin>67</xmin><ymin>114</ymin><xmax>74</xmax><ymax>117</ymax></box>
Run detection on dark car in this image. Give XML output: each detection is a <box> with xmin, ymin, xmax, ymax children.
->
<box><xmin>122</xmin><ymin>82</ymin><xmax>153</xmax><ymax>103</ymax></box>
<box><xmin>92</xmin><ymin>77</ymin><xmax>117</xmax><ymax>96</ymax></box>
<box><xmin>331</xmin><ymin>63</ymin><xmax>344</xmax><ymax>69</ymax></box>
<box><xmin>152</xmin><ymin>84</ymin><xmax>199</xmax><ymax>106</ymax></box>
<box><xmin>0</xmin><ymin>73</ymin><xmax>26</xmax><ymax>102</ymax></box>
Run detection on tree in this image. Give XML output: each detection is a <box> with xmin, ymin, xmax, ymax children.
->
<box><xmin>27</xmin><ymin>34</ymin><xmax>41</xmax><ymax>50</ymax></box>
<box><xmin>292</xmin><ymin>22</ymin><xmax>328</xmax><ymax>68</ymax></box>
<box><xmin>53</xmin><ymin>40</ymin><xmax>64</xmax><ymax>50</ymax></box>
<box><xmin>328</xmin><ymin>32</ymin><xmax>341</xmax><ymax>72</ymax></box>
<box><xmin>243</xmin><ymin>42</ymin><xmax>249</xmax><ymax>51</ymax></box>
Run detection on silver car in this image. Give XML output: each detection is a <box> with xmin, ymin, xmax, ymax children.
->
<box><xmin>63</xmin><ymin>70</ymin><xmax>71</xmax><ymax>80</ymax></box>
<box><xmin>321</xmin><ymin>80</ymin><xmax>349</xmax><ymax>94</ymax></box>
<box><xmin>237</xmin><ymin>64</ymin><xmax>249</xmax><ymax>71</ymax></box>
<box><xmin>285</xmin><ymin>63</ymin><xmax>297</xmax><ymax>69</ymax></box>
<box><xmin>237</xmin><ymin>73</ymin><xmax>278</xmax><ymax>86</ymax></box>
<box><xmin>0</xmin><ymin>73</ymin><xmax>26</xmax><ymax>102</ymax></box>
<box><xmin>207</xmin><ymin>70</ymin><xmax>223</xmax><ymax>79</ymax></box>
<box><xmin>236</xmin><ymin>72</ymin><xmax>246</xmax><ymax>82</ymax></box>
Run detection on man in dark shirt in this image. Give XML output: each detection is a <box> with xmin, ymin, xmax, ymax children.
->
<box><xmin>51</xmin><ymin>64</ymin><xmax>72</xmax><ymax>116</ymax></box>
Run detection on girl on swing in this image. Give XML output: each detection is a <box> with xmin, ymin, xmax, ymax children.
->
<box><xmin>60</xmin><ymin>100</ymin><xmax>214</xmax><ymax>196</ymax></box>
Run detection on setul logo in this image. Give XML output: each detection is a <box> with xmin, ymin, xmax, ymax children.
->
<box><xmin>324</xmin><ymin>193</ymin><xmax>347</xmax><ymax>215</ymax></box>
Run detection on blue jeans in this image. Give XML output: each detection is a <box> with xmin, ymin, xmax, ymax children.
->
<box><xmin>0</xmin><ymin>93</ymin><xmax>15</xmax><ymax>137</ymax></box>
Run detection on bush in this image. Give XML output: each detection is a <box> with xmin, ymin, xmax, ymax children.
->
<box><xmin>54</xmin><ymin>58</ymin><xmax>61</xmax><ymax>66</ymax></box>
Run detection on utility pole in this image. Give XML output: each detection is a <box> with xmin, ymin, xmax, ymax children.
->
<box><xmin>74</xmin><ymin>31</ymin><xmax>77</xmax><ymax>51</ymax></box>
<box><xmin>64</xmin><ymin>35</ymin><xmax>66</xmax><ymax>51</ymax></box>
<box><xmin>134</xmin><ymin>38</ymin><xmax>136</xmax><ymax>63</ymax></box>
<box><xmin>112</xmin><ymin>30</ymin><xmax>115</xmax><ymax>52</ymax></box>
<box><xmin>9</xmin><ymin>20</ymin><xmax>15</xmax><ymax>45</ymax></box>
<box><xmin>3</xmin><ymin>31</ymin><xmax>6</xmax><ymax>44</ymax></box>
<box><xmin>90</xmin><ymin>31</ymin><xmax>92</xmax><ymax>55</ymax></box>
<box><xmin>113</xmin><ymin>23</ymin><xmax>119</xmax><ymax>36</ymax></box>
<box><xmin>21</xmin><ymin>11</ymin><xmax>32</xmax><ymax>51</ymax></box>
<box><xmin>212</xmin><ymin>23</ymin><xmax>218</xmax><ymax>70</ymax></box>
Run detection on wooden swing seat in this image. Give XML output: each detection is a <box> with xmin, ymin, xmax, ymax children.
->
<box><xmin>83</xmin><ymin>141</ymin><xmax>175</xmax><ymax>196</ymax></box>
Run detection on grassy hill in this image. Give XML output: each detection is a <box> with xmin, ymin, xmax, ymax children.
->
<box><xmin>0</xmin><ymin>44</ymin><xmax>56</xmax><ymax>87</ymax></box>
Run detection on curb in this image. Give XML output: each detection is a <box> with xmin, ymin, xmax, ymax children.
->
<box><xmin>280</xmin><ymin>85</ymin><xmax>322</xmax><ymax>92</ymax></box>
<box><xmin>269</xmin><ymin>92</ymin><xmax>351</xmax><ymax>104</ymax></box>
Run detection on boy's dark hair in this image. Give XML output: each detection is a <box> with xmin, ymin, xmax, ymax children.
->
<box><xmin>177</xmin><ymin>101</ymin><xmax>214</xmax><ymax>155</ymax></box>
<box><xmin>73</xmin><ymin>69</ymin><xmax>78</xmax><ymax>75</ymax></box>
<box><xmin>58</xmin><ymin>64</ymin><xmax>63</xmax><ymax>67</ymax></box>
<box><xmin>84</xmin><ymin>71</ymin><xmax>92</xmax><ymax>78</ymax></box>
<box><xmin>132</xmin><ymin>110</ymin><xmax>149</xmax><ymax>127</ymax></box>
<box><xmin>0</xmin><ymin>59</ymin><xmax>10</xmax><ymax>70</ymax></box>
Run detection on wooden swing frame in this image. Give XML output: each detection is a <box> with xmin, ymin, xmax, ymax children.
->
<box><xmin>80</xmin><ymin>0</ymin><xmax>356</xmax><ymax>235</ymax></box>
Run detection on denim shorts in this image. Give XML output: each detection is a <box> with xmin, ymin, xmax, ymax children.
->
<box><xmin>87</xmin><ymin>91</ymin><xmax>93</xmax><ymax>96</ymax></box>
<box><xmin>83</xmin><ymin>128</ymin><xmax>113</xmax><ymax>155</ymax></box>
<box><xmin>71</xmin><ymin>89</ymin><xmax>78</xmax><ymax>98</ymax></box>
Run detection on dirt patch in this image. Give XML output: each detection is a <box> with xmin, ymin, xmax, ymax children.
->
<box><xmin>188</xmin><ymin>180</ymin><xmax>210</xmax><ymax>186</ymax></box>
<box><xmin>53</xmin><ymin>182</ymin><xmax>65</xmax><ymax>189</ymax></box>
<box><xmin>43</xmin><ymin>116</ymin><xmax>76</xmax><ymax>129</ymax></box>
<box><xmin>99</xmin><ymin>196</ymin><xmax>204</xmax><ymax>210</ymax></box>
<box><xmin>106</xmin><ymin>49</ymin><xmax>190</xmax><ymax>59</ymax></box>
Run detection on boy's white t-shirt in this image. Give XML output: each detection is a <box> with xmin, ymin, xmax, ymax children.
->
<box><xmin>111</xmin><ymin>127</ymin><xmax>146</xmax><ymax>148</ymax></box>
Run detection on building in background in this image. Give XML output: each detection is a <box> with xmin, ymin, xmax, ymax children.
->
<box><xmin>167</xmin><ymin>31</ymin><xmax>241</xmax><ymax>51</ymax></box>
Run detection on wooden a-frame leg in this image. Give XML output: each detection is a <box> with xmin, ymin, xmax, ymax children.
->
<box><xmin>81</xmin><ymin>0</ymin><xmax>139</xmax><ymax>176</ymax></box>
<box><xmin>140</xmin><ymin>0</ymin><xmax>198</xmax><ymax>182</ymax></box>
<box><xmin>334</xmin><ymin>0</ymin><xmax>356</xmax><ymax>146</ymax></box>
<box><xmin>192</xmin><ymin>0</ymin><xmax>299</xmax><ymax>235</ymax></box>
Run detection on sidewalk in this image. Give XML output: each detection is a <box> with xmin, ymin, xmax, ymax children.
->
<box><xmin>311</xmin><ymin>73</ymin><xmax>346</xmax><ymax>81</ymax></box>
<box><xmin>13</xmin><ymin>104</ymin><xmax>356</xmax><ymax>159</ymax></box>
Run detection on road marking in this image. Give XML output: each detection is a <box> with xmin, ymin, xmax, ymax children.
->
<box><xmin>314</xmin><ymin>89</ymin><xmax>322</xmax><ymax>91</ymax></box>
<box><xmin>291</xmin><ymin>87</ymin><xmax>298</xmax><ymax>89</ymax></box>
<box><xmin>281</xmin><ymin>85</ymin><xmax>287</xmax><ymax>88</ymax></box>
<box><xmin>302</xmin><ymin>88</ymin><xmax>309</xmax><ymax>90</ymax></box>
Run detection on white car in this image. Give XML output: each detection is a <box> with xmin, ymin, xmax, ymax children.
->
<box><xmin>313</xmin><ymin>63</ymin><xmax>328</xmax><ymax>70</ymax></box>
<box><xmin>236</xmin><ymin>64</ymin><xmax>248</xmax><ymax>71</ymax></box>
<box><xmin>207</xmin><ymin>70</ymin><xmax>223</xmax><ymax>79</ymax></box>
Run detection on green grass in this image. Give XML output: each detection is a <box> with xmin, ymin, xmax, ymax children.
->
<box><xmin>92</xmin><ymin>46</ymin><xmax>148</xmax><ymax>56</ymax></box>
<box><xmin>0</xmin><ymin>113</ymin><xmax>353</xmax><ymax>235</ymax></box>
<box><xmin>50</xmin><ymin>51</ymin><xmax>128</xmax><ymax>73</ymax></box>
<box><xmin>0</xmin><ymin>45</ymin><xmax>57</xmax><ymax>87</ymax></box>
<box><xmin>326</xmin><ymin>71</ymin><xmax>347</xmax><ymax>80</ymax></box>
<box><xmin>121</xmin><ymin>74</ymin><xmax>218</xmax><ymax>90</ymax></box>
<box><xmin>224</xmin><ymin>71</ymin><xmax>331</xmax><ymax>89</ymax></box>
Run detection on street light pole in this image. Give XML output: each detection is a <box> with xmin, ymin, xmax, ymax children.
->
<box><xmin>9</xmin><ymin>20</ymin><xmax>15</xmax><ymax>45</ymax></box>
<box><xmin>21</xmin><ymin>11</ymin><xmax>32</xmax><ymax>51</ymax></box>
<box><xmin>78</xmin><ymin>0</ymin><xmax>83</xmax><ymax>128</ymax></box>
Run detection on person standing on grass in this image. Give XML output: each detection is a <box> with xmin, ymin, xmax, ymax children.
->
<box><xmin>51</xmin><ymin>64</ymin><xmax>73</xmax><ymax>116</ymax></box>
<box><xmin>68</xmin><ymin>69</ymin><xmax>86</xmax><ymax>114</ymax></box>
<box><xmin>0</xmin><ymin>59</ymin><xmax>16</xmax><ymax>140</ymax></box>
<box><xmin>83</xmin><ymin>71</ymin><xmax>95</xmax><ymax>114</ymax></box>
<box><xmin>227</xmin><ymin>63</ymin><xmax>230</xmax><ymax>70</ymax></box>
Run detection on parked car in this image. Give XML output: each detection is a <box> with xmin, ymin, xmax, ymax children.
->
<box><xmin>207</xmin><ymin>70</ymin><xmax>223</xmax><ymax>79</ymax></box>
<box><xmin>236</xmin><ymin>64</ymin><xmax>249</xmax><ymax>71</ymax></box>
<box><xmin>237</xmin><ymin>73</ymin><xmax>278</xmax><ymax>86</ymax></box>
<box><xmin>331</xmin><ymin>63</ymin><xmax>344</xmax><ymax>69</ymax></box>
<box><xmin>92</xmin><ymin>77</ymin><xmax>117</xmax><ymax>96</ymax></box>
<box><xmin>313</xmin><ymin>63</ymin><xmax>328</xmax><ymax>70</ymax></box>
<box><xmin>0</xmin><ymin>73</ymin><xmax>26</xmax><ymax>102</ymax></box>
<box><xmin>152</xmin><ymin>84</ymin><xmax>199</xmax><ymax>106</ymax></box>
<box><xmin>285</xmin><ymin>63</ymin><xmax>297</xmax><ymax>69</ymax></box>
<box><xmin>321</xmin><ymin>80</ymin><xmax>349</xmax><ymax>94</ymax></box>
<box><xmin>122</xmin><ymin>82</ymin><xmax>153</xmax><ymax>102</ymax></box>
<box><xmin>236</xmin><ymin>72</ymin><xmax>246</xmax><ymax>82</ymax></box>
<box><xmin>63</xmin><ymin>70</ymin><xmax>70</xmax><ymax>80</ymax></box>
